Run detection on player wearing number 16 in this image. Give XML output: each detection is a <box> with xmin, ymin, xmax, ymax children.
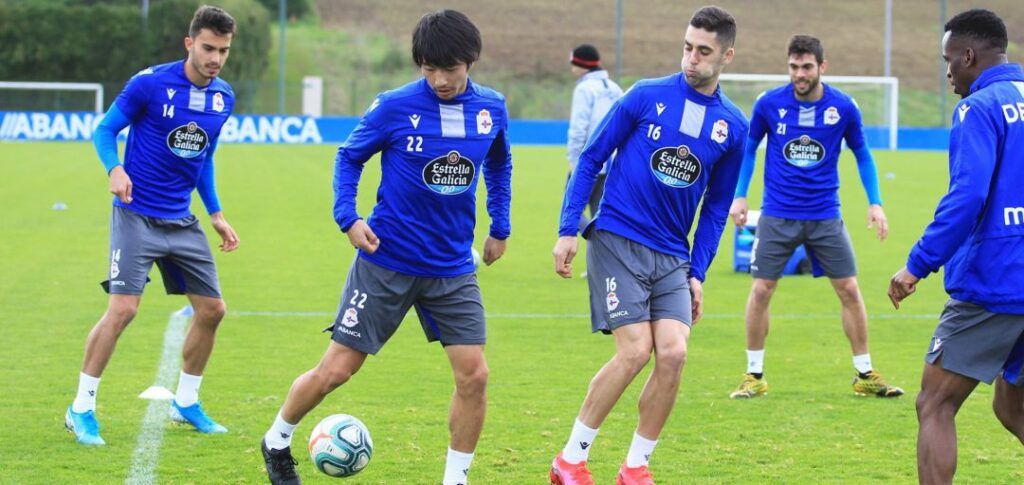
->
<box><xmin>551</xmin><ymin>6</ymin><xmax>747</xmax><ymax>484</ymax></box>
<box><xmin>259</xmin><ymin>10</ymin><xmax>512</xmax><ymax>485</ymax></box>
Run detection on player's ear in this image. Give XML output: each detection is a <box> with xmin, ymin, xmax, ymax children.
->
<box><xmin>722</xmin><ymin>46</ymin><xmax>735</xmax><ymax>65</ymax></box>
<box><xmin>184</xmin><ymin>36</ymin><xmax>193</xmax><ymax>52</ymax></box>
<box><xmin>963</xmin><ymin>46</ymin><xmax>975</xmax><ymax>68</ymax></box>
<box><xmin>819</xmin><ymin>59</ymin><xmax>828</xmax><ymax>75</ymax></box>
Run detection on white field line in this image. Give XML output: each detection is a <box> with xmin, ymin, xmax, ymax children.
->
<box><xmin>234</xmin><ymin>310</ymin><xmax>938</xmax><ymax>320</ymax></box>
<box><xmin>125</xmin><ymin>308</ymin><xmax>189</xmax><ymax>485</ymax></box>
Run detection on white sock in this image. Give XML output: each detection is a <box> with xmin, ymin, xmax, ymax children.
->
<box><xmin>562</xmin><ymin>418</ymin><xmax>599</xmax><ymax>464</ymax></box>
<box><xmin>853</xmin><ymin>354</ymin><xmax>873</xmax><ymax>374</ymax></box>
<box><xmin>442</xmin><ymin>447</ymin><xmax>474</xmax><ymax>485</ymax></box>
<box><xmin>264</xmin><ymin>412</ymin><xmax>298</xmax><ymax>450</ymax></box>
<box><xmin>72</xmin><ymin>373</ymin><xmax>101</xmax><ymax>413</ymax></box>
<box><xmin>625</xmin><ymin>432</ymin><xmax>658</xmax><ymax>468</ymax></box>
<box><xmin>746</xmin><ymin>349</ymin><xmax>765</xmax><ymax>375</ymax></box>
<box><xmin>174</xmin><ymin>371</ymin><xmax>203</xmax><ymax>407</ymax></box>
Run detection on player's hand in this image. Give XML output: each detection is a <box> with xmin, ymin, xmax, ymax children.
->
<box><xmin>109</xmin><ymin>165</ymin><xmax>133</xmax><ymax>203</ymax></box>
<box><xmin>729</xmin><ymin>197</ymin><xmax>748</xmax><ymax>227</ymax></box>
<box><xmin>346</xmin><ymin>219</ymin><xmax>380</xmax><ymax>254</ymax></box>
<box><xmin>210</xmin><ymin>212</ymin><xmax>239</xmax><ymax>252</ymax></box>
<box><xmin>689</xmin><ymin>277</ymin><xmax>704</xmax><ymax>324</ymax></box>
<box><xmin>887</xmin><ymin>267</ymin><xmax>919</xmax><ymax>309</ymax></box>
<box><xmin>482</xmin><ymin>236</ymin><xmax>506</xmax><ymax>266</ymax></box>
<box><xmin>552</xmin><ymin>236</ymin><xmax>578</xmax><ymax>278</ymax></box>
<box><xmin>868</xmin><ymin>204</ymin><xmax>889</xmax><ymax>241</ymax></box>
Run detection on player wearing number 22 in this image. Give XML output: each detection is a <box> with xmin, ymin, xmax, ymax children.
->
<box><xmin>260</xmin><ymin>10</ymin><xmax>512</xmax><ymax>485</ymax></box>
<box><xmin>551</xmin><ymin>6</ymin><xmax>747</xmax><ymax>485</ymax></box>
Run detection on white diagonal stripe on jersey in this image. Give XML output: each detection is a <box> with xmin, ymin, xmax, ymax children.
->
<box><xmin>1014</xmin><ymin>81</ymin><xmax>1024</xmax><ymax>100</ymax></box>
<box><xmin>188</xmin><ymin>86</ymin><xmax>206</xmax><ymax>112</ymax></box>
<box><xmin>798</xmin><ymin>106</ymin><xmax>815</xmax><ymax>127</ymax></box>
<box><xmin>679</xmin><ymin>99</ymin><xmax>706</xmax><ymax>138</ymax></box>
<box><xmin>439</xmin><ymin>103</ymin><xmax>466</xmax><ymax>138</ymax></box>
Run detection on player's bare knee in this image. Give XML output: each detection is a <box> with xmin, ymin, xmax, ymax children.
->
<box><xmin>195</xmin><ymin>299</ymin><xmax>227</xmax><ymax>326</ymax></box>
<box><xmin>655</xmin><ymin>343</ymin><xmax>687</xmax><ymax>372</ymax></box>
<box><xmin>832</xmin><ymin>279</ymin><xmax>863</xmax><ymax>305</ymax></box>
<box><xmin>104</xmin><ymin>300</ymin><xmax>139</xmax><ymax>330</ymax></box>
<box><xmin>616</xmin><ymin>346</ymin><xmax>652</xmax><ymax>374</ymax></box>
<box><xmin>993</xmin><ymin>397</ymin><xmax>1024</xmax><ymax>430</ymax></box>
<box><xmin>751</xmin><ymin>279</ymin><xmax>777</xmax><ymax>302</ymax></box>
<box><xmin>454</xmin><ymin>364</ymin><xmax>489</xmax><ymax>398</ymax></box>
<box><xmin>916</xmin><ymin>390</ymin><xmax>956</xmax><ymax>422</ymax></box>
<box><xmin>314</xmin><ymin>364</ymin><xmax>356</xmax><ymax>393</ymax></box>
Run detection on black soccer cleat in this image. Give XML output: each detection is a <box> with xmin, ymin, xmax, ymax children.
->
<box><xmin>262</xmin><ymin>438</ymin><xmax>302</xmax><ymax>485</ymax></box>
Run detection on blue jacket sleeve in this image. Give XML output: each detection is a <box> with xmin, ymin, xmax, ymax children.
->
<box><xmin>733</xmin><ymin>136</ymin><xmax>760</xmax><ymax>198</ymax></box>
<box><xmin>559</xmin><ymin>91</ymin><xmax>637</xmax><ymax>236</ymax></box>
<box><xmin>483</xmin><ymin>114</ymin><xmax>513</xmax><ymax>239</ymax></box>
<box><xmin>906</xmin><ymin>103</ymin><xmax>998</xmax><ymax>279</ymax></box>
<box><xmin>92</xmin><ymin>104</ymin><xmax>131</xmax><ymax>174</ymax></box>
<box><xmin>195</xmin><ymin>139</ymin><xmax>222</xmax><ymax>214</ymax></box>
<box><xmin>852</xmin><ymin>144</ymin><xmax>883</xmax><ymax>206</ymax></box>
<box><xmin>690</xmin><ymin>121</ymin><xmax>749</xmax><ymax>281</ymax></box>
<box><xmin>333</xmin><ymin>101</ymin><xmax>390</xmax><ymax>232</ymax></box>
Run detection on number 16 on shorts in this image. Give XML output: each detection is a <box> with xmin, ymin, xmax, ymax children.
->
<box><xmin>605</xmin><ymin>277</ymin><xmax>620</xmax><ymax>312</ymax></box>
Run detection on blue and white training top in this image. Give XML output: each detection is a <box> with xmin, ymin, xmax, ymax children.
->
<box><xmin>560</xmin><ymin>73</ymin><xmax>749</xmax><ymax>282</ymax></box>
<box><xmin>333</xmin><ymin>77</ymin><xmax>513</xmax><ymax>278</ymax></box>
<box><xmin>738</xmin><ymin>83</ymin><xmax>879</xmax><ymax>220</ymax></box>
<box><xmin>95</xmin><ymin>60</ymin><xmax>233</xmax><ymax>219</ymax></box>
<box><xmin>906</xmin><ymin>63</ymin><xmax>1024</xmax><ymax>314</ymax></box>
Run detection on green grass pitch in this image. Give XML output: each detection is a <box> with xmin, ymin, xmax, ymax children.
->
<box><xmin>1</xmin><ymin>142</ymin><xmax>1021</xmax><ymax>483</ymax></box>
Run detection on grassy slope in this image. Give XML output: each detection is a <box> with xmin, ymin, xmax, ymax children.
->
<box><xmin>1</xmin><ymin>142</ymin><xmax>1022</xmax><ymax>483</ymax></box>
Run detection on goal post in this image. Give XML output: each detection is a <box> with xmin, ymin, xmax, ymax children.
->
<box><xmin>0</xmin><ymin>81</ymin><xmax>105</xmax><ymax>113</ymax></box>
<box><xmin>717</xmin><ymin>74</ymin><xmax>899</xmax><ymax>150</ymax></box>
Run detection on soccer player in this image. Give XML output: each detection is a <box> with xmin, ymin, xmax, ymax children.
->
<box><xmin>551</xmin><ymin>7</ymin><xmax>747</xmax><ymax>485</ymax></box>
<box><xmin>888</xmin><ymin>9</ymin><xmax>1024</xmax><ymax>484</ymax></box>
<box><xmin>566</xmin><ymin>43</ymin><xmax>623</xmax><ymax>232</ymax></box>
<box><xmin>64</xmin><ymin>6</ymin><xmax>239</xmax><ymax>446</ymax></box>
<box><xmin>727</xmin><ymin>35</ymin><xmax>903</xmax><ymax>399</ymax></box>
<box><xmin>259</xmin><ymin>10</ymin><xmax>511</xmax><ymax>485</ymax></box>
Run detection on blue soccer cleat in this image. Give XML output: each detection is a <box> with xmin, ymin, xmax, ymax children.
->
<box><xmin>169</xmin><ymin>401</ymin><xmax>228</xmax><ymax>434</ymax></box>
<box><xmin>65</xmin><ymin>407</ymin><xmax>106</xmax><ymax>445</ymax></box>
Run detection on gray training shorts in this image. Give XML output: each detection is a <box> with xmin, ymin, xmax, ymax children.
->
<box><xmin>101</xmin><ymin>206</ymin><xmax>221</xmax><ymax>298</ymax></box>
<box><xmin>750</xmin><ymin>215</ymin><xmax>856</xmax><ymax>280</ymax></box>
<box><xmin>328</xmin><ymin>256</ymin><xmax>486</xmax><ymax>355</ymax></box>
<box><xmin>926</xmin><ymin>299</ymin><xmax>1024</xmax><ymax>385</ymax></box>
<box><xmin>585</xmin><ymin>230</ymin><xmax>692</xmax><ymax>333</ymax></box>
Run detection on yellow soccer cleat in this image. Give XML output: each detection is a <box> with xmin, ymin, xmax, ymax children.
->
<box><xmin>729</xmin><ymin>373</ymin><xmax>768</xmax><ymax>399</ymax></box>
<box><xmin>853</xmin><ymin>370</ymin><xmax>904</xmax><ymax>397</ymax></box>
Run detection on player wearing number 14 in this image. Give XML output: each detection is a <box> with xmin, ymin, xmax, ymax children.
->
<box><xmin>260</xmin><ymin>10</ymin><xmax>512</xmax><ymax>485</ymax></box>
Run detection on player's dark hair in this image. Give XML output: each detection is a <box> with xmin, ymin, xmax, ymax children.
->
<box><xmin>189</xmin><ymin>5</ymin><xmax>236</xmax><ymax>38</ymax></box>
<box><xmin>411</xmin><ymin>10</ymin><xmax>481</xmax><ymax>68</ymax></box>
<box><xmin>944</xmin><ymin>8</ymin><xmax>1008</xmax><ymax>53</ymax></box>
<box><xmin>689</xmin><ymin>5</ymin><xmax>737</xmax><ymax>48</ymax></box>
<box><xmin>788</xmin><ymin>35</ymin><xmax>824</xmax><ymax>64</ymax></box>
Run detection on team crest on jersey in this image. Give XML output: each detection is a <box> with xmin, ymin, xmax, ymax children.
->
<box><xmin>650</xmin><ymin>145</ymin><xmax>703</xmax><ymax>188</ymax></box>
<box><xmin>166</xmin><ymin>121</ymin><xmax>209</xmax><ymax>158</ymax></box>
<box><xmin>711</xmin><ymin>119</ymin><xmax>728</xmax><ymax>143</ymax></box>
<box><xmin>824</xmin><ymin>106</ymin><xmax>840</xmax><ymax>125</ymax></box>
<box><xmin>422</xmin><ymin>150</ymin><xmax>476</xmax><ymax>195</ymax></box>
<box><xmin>606</xmin><ymin>291</ymin><xmax>619</xmax><ymax>311</ymax></box>
<box><xmin>476</xmin><ymin>109</ymin><xmax>493</xmax><ymax>135</ymax></box>
<box><xmin>783</xmin><ymin>135</ymin><xmax>826</xmax><ymax>168</ymax></box>
<box><xmin>212</xmin><ymin>92</ymin><xmax>225</xmax><ymax>112</ymax></box>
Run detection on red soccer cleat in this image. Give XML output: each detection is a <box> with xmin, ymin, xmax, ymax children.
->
<box><xmin>550</xmin><ymin>452</ymin><xmax>595</xmax><ymax>485</ymax></box>
<box><xmin>616</xmin><ymin>463</ymin><xmax>655</xmax><ymax>485</ymax></box>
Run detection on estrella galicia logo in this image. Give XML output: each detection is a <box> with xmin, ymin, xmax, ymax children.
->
<box><xmin>166</xmin><ymin>121</ymin><xmax>209</xmax><ymax>158</ymax></box>
<box><xmin>650</xmin><ymin>145</ymin><xmax>702</xmax><ymax>188</ymax></box>
<box><xmin>422</xmin><ymin>150</ymin><xmax>475</xmax><ymax>195</ymax></box>
<box><xmin>783</xmin><ymin>135</ymin><xmax>826</xmax><ymax>167</ymax></box>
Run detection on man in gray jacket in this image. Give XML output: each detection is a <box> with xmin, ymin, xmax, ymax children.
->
<box><xmin>567</xmin><ymin>44</ymin><xmax>623</xmax><ymax>233</ymax></box>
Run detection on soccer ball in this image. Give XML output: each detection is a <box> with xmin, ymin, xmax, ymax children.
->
<box><xmin>308</xmin><ymin>414</ymin><xmax>373</xmax><ymax>478</ymax></box>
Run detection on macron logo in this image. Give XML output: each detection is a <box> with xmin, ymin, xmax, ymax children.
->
<box><xmin>778</xmin><ymin>108</ymin><xmax>787</xmax><ymax>119</ymax></box>
<box><xmin>409</xmin><ymin>114</ymin><xmax>421</xmax><ymax>129</ymax></box>
<box><xmin>958</xmin><ymin>104</ymin><xmax>971</xmax><ymax>122</ymax></box>
<box><xmin>580</xmin><ymin>441</ymin><xmax>590</xmax><ymax>450</ymax></box>
<box><xmin>655</xmin><ymin>103</ymin><xmax>666</xmax><ymax>115</ymax></box>
<box><xmin>1004</xmin><ymin>207</ymin><xmax>1024</xmax><ymax>226</ymax></box>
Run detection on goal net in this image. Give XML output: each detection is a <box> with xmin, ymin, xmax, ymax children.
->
<box><xmin>0</xmin><ymin>81</ymin><xmax>105</xmax><ymax>113</ymax></box>
<box><xmin>717</xmin><ymin>74</ymin><xmax>899</xmax><ymax>150</ymax></box>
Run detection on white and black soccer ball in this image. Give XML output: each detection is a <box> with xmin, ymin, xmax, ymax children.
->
<box><xmin>308</xmin><ymin>414</ymin><xmax>373</xmax><ymax>478</ymax></box>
